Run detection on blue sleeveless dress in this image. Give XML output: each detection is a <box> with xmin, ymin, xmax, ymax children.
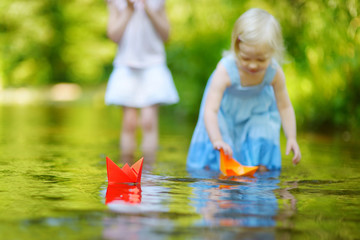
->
<box><xmin>187</xmin><ymin>54</ymin><xmax>282</xmax><ymax>171</ymax></box>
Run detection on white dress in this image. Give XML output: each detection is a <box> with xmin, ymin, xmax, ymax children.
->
<box><xmin>105</xmin><ymin>0</ymin><xmax>179</xmax><ymax>108</ymax></box>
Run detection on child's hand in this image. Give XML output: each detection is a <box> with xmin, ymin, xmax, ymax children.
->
<box><xmin>286</xmin><ymin>138</ymin><xmax>301</xmax><ymax>165</ymax></box>
<box><xmin>213</xmin><ymin>140</ymin><xmax>233</xmax><ymax>157</ymax></box>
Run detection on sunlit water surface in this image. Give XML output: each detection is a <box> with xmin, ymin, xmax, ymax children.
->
<box><xmin>0</xmin><ymin>104</ymin><xmax>359</xmax><ymax>240</ymax></box>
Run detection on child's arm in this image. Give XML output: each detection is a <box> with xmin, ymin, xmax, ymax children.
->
<box><xmin>106</xmin><ymin>0</ymin><xmax>134</xmax><ymax>43</ymax></box>
<box><xmin>272</xmin><ymin>68</ymin><xmax>301</xmax><ymax>165</ymax></box>
<box><xmin>143</xmin><ymin>1</ymin><xmax>170</xmax><ymax>42</ymax></box>
<box><xmin>204</xmin><ymin>63</ymin><xmax>232</xmax><ymax>156</ymax></box>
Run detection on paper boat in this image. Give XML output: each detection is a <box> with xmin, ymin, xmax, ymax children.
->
<box><xmin>106</xmin><ymin>156</ymin><xmax>143</xmax><ymax>184</ymax></box>
<box><xmin>219</xmin><ymin>149</ymin><xmax>258</xmax><ymax>177</ymax></box>
<box><xmin>105</xmin><ymin>183</ymin><xmax>142</xmax><ymax>204</ymax></box>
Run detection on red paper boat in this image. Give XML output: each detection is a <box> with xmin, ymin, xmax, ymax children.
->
<box><xmin>219</xmin><ymin>149</ymin><xmax>259</xmax><ymax>177</ymax></box>
<box><xmin>105</xmin><ymin>183</ymin><xmax>142</xmax><ymax>204</ymax></box>
<box><xmin>106</xmin><ymin>156</ymin><xmax>143</xmax><ymax>184</ymax></box>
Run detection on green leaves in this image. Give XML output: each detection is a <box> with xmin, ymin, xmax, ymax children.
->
<box><xmin>1</xmin><ymin>0</ymin><xmax>359</xmax><ymax>130</ymax></box>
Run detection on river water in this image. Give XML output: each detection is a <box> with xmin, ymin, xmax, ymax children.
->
<box><xmin>0</xmin><ymin>104</ymin><xmax>359</xmax><ymax>239</ymax></box>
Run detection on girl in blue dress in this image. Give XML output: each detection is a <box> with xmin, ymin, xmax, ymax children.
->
<box><xmin>187</xmin><ymin>8</ymin><xmax>301</xmax><ymax>172</ymax></box>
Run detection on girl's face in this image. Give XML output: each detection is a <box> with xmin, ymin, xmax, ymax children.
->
<box><xmin>237</xmin><ymin>42</ymin><xmax>273</xmax><ymax>75</ymax></box>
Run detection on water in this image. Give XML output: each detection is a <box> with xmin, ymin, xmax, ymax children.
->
<box><xmin>0</xmin><ymin>104</ymin><xmax>359</xmax><ymax>240</ymax></box>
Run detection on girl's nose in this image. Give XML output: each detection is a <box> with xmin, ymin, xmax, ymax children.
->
<box><xmin>249</xmin><ymin>62</ymin><xmax>258</xmax><ymax>69</ymax></box>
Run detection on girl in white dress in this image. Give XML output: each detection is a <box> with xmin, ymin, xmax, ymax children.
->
<box><xmin>105</xmin><ymin>0</ymin><xmax>179</xmax><ymax>163</ymax></box>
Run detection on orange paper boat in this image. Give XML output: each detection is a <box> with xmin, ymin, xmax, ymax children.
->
<box><xmin>106</xmin><ymin>156</ymin><xmax>143</xmax><ymax>184</ymax></box>
<box><xmin>219</xmin><ymin>149</ymin><xmax>259</xmax><ymax>177</ymax></box>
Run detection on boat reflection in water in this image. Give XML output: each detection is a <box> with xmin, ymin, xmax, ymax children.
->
<box><xmin>102</xmin><ymin>175</ymin><xmax>171</xmax><ymax>240</ymax></box>
<box><xmin>105</xmin><ymin>183</ymin><xmax>142</xmax><ymax>205</ymax></box>
<box><xmin>188</xmin><ymin>169</ymin><xmax>296</xmax><ymax>230</ymax></box>
<box><xmin>102</xmin><ymin>169</ymin><xmax>296</xmax><ymax>239</ymax></box>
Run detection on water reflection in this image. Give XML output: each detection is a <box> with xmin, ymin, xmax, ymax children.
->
<box><xmin>105</xmin><ymin>184</ymin><xmax>142</xmax><ymax>205</ymax></box>
<box><xmin>103</xmin><ymin>174</ymin><xmax>171</xmax><ymax>240</ymax></box>
<box><xmin>188</xmin><ymin>170</ymin><xmax>296</xmax><ymax>230</ymax></box>
<box><xmin>102</xmin><ymin>168</ymin><xmax>297</xmax><ymax>239</ymax></box>
<box><xmin>104</xmin><ymin>174</ymin><xmax>170</xmax><ymax>214</ymax></box>
<box><xmin>2</xmin><ymin>104</ymin><xmax>360</xmax><ymax>239</ymax></box>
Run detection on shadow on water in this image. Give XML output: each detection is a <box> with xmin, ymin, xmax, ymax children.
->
<box><xmin>0</xmin><ymin>104</ymin><xmax>360</xmax><ymax>239</ymax></box>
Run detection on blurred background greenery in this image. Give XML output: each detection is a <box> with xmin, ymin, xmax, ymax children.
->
<box><xmin>0</xmin><ymin>0</ymin><xmax>359</xmax><ymax>132</ymax></box>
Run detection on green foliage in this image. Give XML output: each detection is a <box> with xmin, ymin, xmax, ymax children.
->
<box><xmin>0</xmin><ymin>0</ymin><xmax>359</xmax><ymax>131</ymax></box>
<box><xmin>275</xmin><ymin>0</ymin><xmax>360</xmax><ymax>132</ymax></box>
<box><xmin>0</xmin><ymin>0</ymin><xmax>112</xmax><ymax>86</ymax></box>
<box><xmin>166</xmin><ymin>0</ymin><xmax>242</xmax><ymax>117</ymax></box>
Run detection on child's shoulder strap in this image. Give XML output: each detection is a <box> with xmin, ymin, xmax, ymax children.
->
<box><xmin>220</xmin><ymin>54</ymin><xmax>239</xmax><ymax>85</ymax></box>
<box><xmin>263</xmin><ymin>59</ymin><xmax>279</xmax><ymax>85</ymax></box>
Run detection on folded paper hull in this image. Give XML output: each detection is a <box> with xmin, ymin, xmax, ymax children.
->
<box><xmin>106</xmin><ymin>157</ymin><xmax>144</xmax><ymax>184</ymax></box>
<box><xmin>219</xmin><ymin>149</ymin><xmax>258</xmax><ymax>177</ymax></box>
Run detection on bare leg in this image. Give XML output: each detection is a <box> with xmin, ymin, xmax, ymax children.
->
<box><xmin>140</xmin><ymin>105</ymin><xmax>158</xmax><ymax>166</ymax></box>
<box><xmin>120</xmin><ymin>107</ymin><xmax>138</xmax><ymax>164</ymax></box>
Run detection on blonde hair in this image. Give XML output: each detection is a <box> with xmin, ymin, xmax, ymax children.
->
<box><xmin>230</xmin><ymin>8</ymin><xmax>285</xmax><ymax>63</ymax></box>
